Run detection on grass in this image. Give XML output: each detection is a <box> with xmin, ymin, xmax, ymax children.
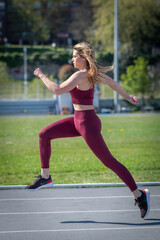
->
<box><xmin>0</xmin><ymin>114</ymin><xmax>160</xmax><ymax>185</ymax></box>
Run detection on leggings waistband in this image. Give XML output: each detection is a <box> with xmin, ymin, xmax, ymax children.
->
<box><xmin>74</xmin><ymin>109</ymin><xmax>96</xmax><ymax>119</ymax></box>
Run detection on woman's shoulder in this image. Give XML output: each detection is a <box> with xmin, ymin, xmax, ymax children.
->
<box><xmin>74</xmin><ymin>69</ymin><xmax>88</xmax><ymax>76</ymax></box>
<box><xmin>71</xmin><ymin>70</ymin><xmax>88</xmax><ymax>82</ymax></box>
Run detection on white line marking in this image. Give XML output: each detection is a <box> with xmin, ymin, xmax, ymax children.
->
<box><xmin>0</xmin><ymin>226</ymin><xmax>160</xmax><ymax>234</ymax></box>
<box><xmin>0</xmin><ymin>209</ymin><xmax>160</xmax><ymax>215</ymax></box>
<box><xmin>1</xmin><ymin>181</ymin><xmax>160</xmax><ymax>189</ymax></box>
<box><xmin>0</xmin><ymin>195</ymin><xmax>159</xmax><ymax>201</ymax></box>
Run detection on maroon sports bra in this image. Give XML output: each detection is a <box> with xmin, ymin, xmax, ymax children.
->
<box><xmin>69</xmin><ymin>87</ymin><xmax>94</xmax><ymax>105</ymax></box>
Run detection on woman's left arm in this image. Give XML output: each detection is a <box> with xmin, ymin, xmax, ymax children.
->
<box><xmin>99</xmin><ymin>73</ymin><xmax>138</xmax><ymax>105</ymax></box>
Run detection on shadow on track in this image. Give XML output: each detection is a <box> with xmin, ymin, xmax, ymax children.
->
<box><xmin>61</xmin><ymin>219</ymin><xmax>160</xmax><ymax>226</ymax></box>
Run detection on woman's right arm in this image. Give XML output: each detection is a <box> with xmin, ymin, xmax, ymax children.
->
<box><xmin>34</xmin><ymin>68</ymin><xmax>59</xmax><ymax>93</ymax></box>
<box><xmin>34</xmin><ymin>68</ymin><xmax>84</xmax><ymax>95</ymax></box>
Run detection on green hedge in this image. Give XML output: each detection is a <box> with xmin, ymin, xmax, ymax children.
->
<box><xmin>0</xmin><ymin>46</ymin><xmax>72</xmax><ymax>68</ymax></box>
<box><xmin>0</xmin><ymin>45</ymin><xmax>114</xmax><ymax>68</ymax></box>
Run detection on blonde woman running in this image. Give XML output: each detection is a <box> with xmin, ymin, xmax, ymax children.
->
<box><xmin>26</xmin><ymin>42</ymin><xmax>150</xmax><ymax>219</ymax></box>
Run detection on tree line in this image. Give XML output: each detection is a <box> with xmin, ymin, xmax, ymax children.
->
<box><xmin>8</xmin><ymin>0</ymin><xmax>160</xmax><ymax>52</ymax></box>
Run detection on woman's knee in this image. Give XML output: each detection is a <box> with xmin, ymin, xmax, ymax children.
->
<box><xmin>39</xmin><ymin>128</ymin><xmax>48</xmax><ymax>139</ymax></box>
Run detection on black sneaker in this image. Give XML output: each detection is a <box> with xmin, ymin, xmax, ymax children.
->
<box><xmin>26</xmin><ymin>175</ymin><xmax>53</xmax><ymax>191</ymax></box>
<box><xmin>135</xmin><ymin>189</ymin><xmax>150</xmax><ymax>218</ymax></box>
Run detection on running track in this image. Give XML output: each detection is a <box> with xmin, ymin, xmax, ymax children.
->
<box><xmin>0</xmin><ymin>186</ymin><xmax>160</xmax><ymax>240</ymax></box>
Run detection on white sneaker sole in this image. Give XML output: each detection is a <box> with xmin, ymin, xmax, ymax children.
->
<box><xmin>144</xmin><ymin>188</ymin><xmax>150</xmax><ymax>218</ymax></box>
<box><xmin>27</xmin><ymin>181</ymin><xmax>54</xmax><ymax>191</ymax></box>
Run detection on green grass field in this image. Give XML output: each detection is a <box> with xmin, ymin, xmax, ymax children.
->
<box><xmin>0</xmin><ymin>114</ymin><xmax>160</xmax><ymax>185</ymax></box>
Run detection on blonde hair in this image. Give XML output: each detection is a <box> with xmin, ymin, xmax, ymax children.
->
<box><xmin>73</xmin><ymin>42</ymin><xmax>113</xmax><ymax>85</ymax></box>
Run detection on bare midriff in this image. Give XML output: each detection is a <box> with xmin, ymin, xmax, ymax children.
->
<box><xmin>73</xmin><ymin>104</ymin><xmax>94</xmax><ymax>111</ymax></box>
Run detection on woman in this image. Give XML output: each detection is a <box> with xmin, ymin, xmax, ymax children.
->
<box><xmin>26</xmin><ymin>42</ymin><xmax>150</xmax><ymax>218</ymax></box>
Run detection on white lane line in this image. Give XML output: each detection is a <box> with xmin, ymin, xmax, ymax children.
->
<box><xmin>0</xmin><ymin>209</ymin><xmax>160</xmax><ymax>215</ymax></box>
<box><xmin>0</xmin><ymin>195</ymin><xmax>159</xmax><ymax>201</ymax></box>
<box><xmin>0</xmin><ymin>226</ymin><xmax>160</xmax><ymax>234</ymax></box>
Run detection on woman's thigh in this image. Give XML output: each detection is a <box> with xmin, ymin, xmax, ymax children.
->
<box><xmin>39</xmin><ymin>117</ymin><xmax>81</xmax><ymax>140</ymax></box>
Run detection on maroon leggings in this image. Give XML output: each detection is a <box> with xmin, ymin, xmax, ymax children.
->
<box><xmin>39</xmin><ymin>109</ymin><xmax>137</xmax><ymax>192</ymax></box>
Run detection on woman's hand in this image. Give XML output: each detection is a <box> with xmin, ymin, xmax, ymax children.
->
<box><xmin>34</xmin><ymin>68</ymin><xmax>43</xmax><ymax>78</ymax></box>
<box><xmin>128</xmin><ymin>95</ymin><xmax>139</xmax><ymax>105</ymax></box>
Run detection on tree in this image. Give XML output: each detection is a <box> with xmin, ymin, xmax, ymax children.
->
<box><xmin>69</xmin><ymin>0</ymin><xmax>93</xmax><ymax>42</ymax></box>
<box><xmin>12</xmin><ymin>0</ymin><xmax>50</xmax><ymax>44</ymax></box>
<box><xmin>90</xmin><ymin>0</ymin><xmax>160</xmax><ymax>53</ymax></box>
<box><xmin>89</xmin><ymin>0</ymin><xmax>114</xmax><ymax>49</ymax></box>
<box><xmin>121</xmin><ymin>57</ymin><xmax>152</xmax><ymax>106</ymax></box>
<box><xmin>12</xmin><ymin>0</ymin><xmax>71</xmax><ymax>44</ymax></box>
